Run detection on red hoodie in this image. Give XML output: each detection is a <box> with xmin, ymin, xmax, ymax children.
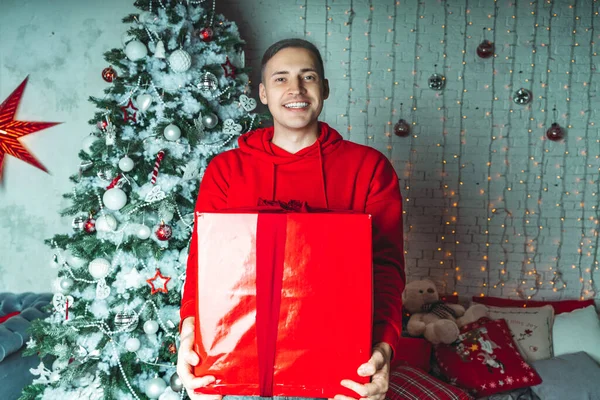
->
<box><xmin>181</xmin><ymin>121</ymin><xmax>405</xmax><ymax>357</ymax></box>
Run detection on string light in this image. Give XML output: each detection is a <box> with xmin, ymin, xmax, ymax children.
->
<box><xmin>365</xmin><ymin>0</ymin><xmax>373</xmax><ymax>144</ymax></box>
<box><xmin>386</xmin><ymin>0</ymin><xmax>399</xmax><ymax>161</ymax></box>
<box><xmin>345</xmin><ymin>2</ymin><xmax>355</xmax><ymax>138</ymax></box>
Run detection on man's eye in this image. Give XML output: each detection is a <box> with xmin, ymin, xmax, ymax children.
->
<box><xmin>275</xmin><ymin>77</ymin><xmax>285</xmax><ymax>82</ymax></box>
<box><xmin>305</xmin><ymin>75</ymin><xmax>315</xmax><ymax>80</ymax></box>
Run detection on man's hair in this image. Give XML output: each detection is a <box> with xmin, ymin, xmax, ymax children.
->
<box><xmin>260</xmin><ymin>38</ymin><xmax>325</xmax><ymax>83</ymax></box>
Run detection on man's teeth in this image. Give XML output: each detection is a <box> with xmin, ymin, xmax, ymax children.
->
<box><xmin>284</xmin><ymin>102</ymin><xmax>309</xmax><ymax>108</ymax></box>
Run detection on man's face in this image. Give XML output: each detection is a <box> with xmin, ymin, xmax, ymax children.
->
<box><xmin>259</xmin><ymin>47</ymin><xmax>329</xmax><ymax>132</ymax></box>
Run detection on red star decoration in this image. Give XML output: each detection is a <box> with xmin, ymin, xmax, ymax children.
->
<box><xmin>221</xmin><ymin>56</ymin><xmax>236</xmax><ymax>78</ymax></box>
<box><xmin>120</xmin><ymin>98</ymin><xmax>138</xmax><ymax>123</ymax></box>
<box><xmin>0</xmin><ymin>77</ymin><xmax>61</xmax><ymax>181</ymax></box>
<box><xmin>146</xmin><ymin>269</ymin><xmax>171</xmax><ymax>294</ymax></box>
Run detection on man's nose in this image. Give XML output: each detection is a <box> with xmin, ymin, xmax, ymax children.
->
<box><xmin>288</xmin><ymin>78</ymin><xmax>306</xmax><ymax>94</ymax></box>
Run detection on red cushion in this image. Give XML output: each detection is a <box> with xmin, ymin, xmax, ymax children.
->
<box><xmin>0</xmin><ymin>311</ymin><xmax>20</xmax><ymax>324</ymax></box>
<box><xmin>472</xmin><ymin>296</ymin><xmax>594</xmax><ymax>314</ymax></box>
<box><xmin>434</xmin><ymin>318</ymin><xmax>542</xmax><ymax>397</ymax></box>
<box><xmin>386</xmin><ymin>365</ymin><xmax>473</xmax><ymax>400</ymax></box>
<box><xmin>393</xmin><ymin>337</ymin><xmax>432</xmax><ymax>372</ymax></box>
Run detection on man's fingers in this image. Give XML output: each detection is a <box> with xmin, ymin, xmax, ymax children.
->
<box><xmin>185</xmin><ymin>350</ymin><xmax>200</xmax><ymax>366</ymax></box>
<box><xmin>357</xmin><ymin>362</ymin><xmax>377</xmax><ymax>377</ymax></box>
<box><xmin>340</xmin><ymin>379</ymin><xmax>370</xmax><ymax>397</ymax></box>
<box><xmin>184</xmin><ymin>375</ymin><xmax>216</xmax><ymax>389</ymax></box>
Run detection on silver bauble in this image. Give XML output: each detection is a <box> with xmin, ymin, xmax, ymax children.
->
<box><xmin>169</xmin><ymin>372</ymin><xmax>184</xmax><ymax>392</ymax></box>
<box><xmin>145</xmin><ymin>377</ymin><xmax>167</xmax><ymax>399</ymax></box>
<box><xmin>136</xmin><ymin>224</ymin><xmax>152</xmax><ymax>240</ymax></box>
<box><xmin>163</xmin><ymin>124</ymin><xmax>182</xmax><ymax>141</ymax></box>
<box><xmin>168</xmin><ymin>49</ymin><xmax>192</xmax><ymax>73</ymax></box>
<box><xmin>513</xmin><ymin>88</ymin><xmax>532</xmax><ymax>105</ymax></box>
<box><xmin>201</xmin><ymin>113</ymin><xmax>219</xmax><ymax>129</ymax></box>
<box><xmin>95</xmin><ymin>214</ymin><xmax>118</xmax><ymax>232</ymax></box>
<box><xmin>428</xmin><ymin>73</ymin><xmax>445</xmax><ymax>90</ymax></box>
<box><xmin>118</xmin><ymin>156</ymin><xmax>135</xmax><ymax>172</ymax></box>
<box><xmin>114</xmin><ymin>310</ymin><xmax>139</xmax><ymax>332</ymax></box>
<box><xmin>103</xmin><ymin>188</ymin><xmax>127</xmax><ymax>211</ymax></box>
<box><xmin>60</xmin><ymin>277</ymin><xmax>75</xmax><ymax>293</ymax></box>
<box><xmin>125</xmin><ymin>337</ymin><xmax>141</xmax><ymax>352</ymax></box>
<box><xmin>143</xmin><ymin>320</ymin><xmax>159</xmax><ymax>335</ymax></box>
<box><xmin>125</xmin><ymin>40</ymin><xmax>148</xmax><ymax>61</ymax></box>
<box><xmin>88</xmin><ymin>258</ymin><xmax>111</xmax><ymax>280</ymax></box>
<box><xmin>197</xmin><ymin>72</ymin><xmax>219</xmax><ymax>96</ymax></box>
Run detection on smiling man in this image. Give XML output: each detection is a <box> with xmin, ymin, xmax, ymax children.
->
<box><xmin>177</xmin><ymin>38</ymin><xmax>406</xmax><ymax>400</ymax></box>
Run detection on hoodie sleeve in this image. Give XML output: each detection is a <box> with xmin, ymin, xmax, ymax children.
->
<box><xmin>366</xmin><ymin>155</ymin><xmax>406</xmax><ymax>360</ymax></box>
<box><xmin>180</xmin><ymin>158</ymin><xmax>230</xmax><ymax>328</ymax></box>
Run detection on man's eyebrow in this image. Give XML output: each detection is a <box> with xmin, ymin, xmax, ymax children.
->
<box><xmin>270</xmin><ymin>68</ymin><xmax>318</xmax><ymax>77</ymax></box>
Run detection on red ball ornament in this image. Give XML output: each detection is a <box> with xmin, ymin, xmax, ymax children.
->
<box><xmin>102</xmin><ymin>66</ymin><xmax>117</xmax><ymax>83</ymax></box>
<box><xmin>199</xmin><ymin>27</ymin><xmax>214</xmax><ymax>42</ymax></box>
<box><xmin>393</xmin><ymin>119</ymin><xmax>411</xmax><ymax>137</ymax></box>
<box><xmin>476</xmin><ymin>40</ymin><xmax>495</xmax><ymax>59</ymax></box>
<box><xmin>84</xmin><ymin>216</ymin><xmax>96</xmax><ymax>233</ymax></box>
<box><xmin>155</xmin><ymin>221</ymin><xmax>172</xmax><ymax>241</ymax></box>
<box><xmin>546</xmin><ymin>122</ymin><xmax>565</xmax><ymax>141</ymax></box>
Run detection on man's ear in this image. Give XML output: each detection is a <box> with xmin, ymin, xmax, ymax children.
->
<box><xmin>322</xmin><ymin>79</ymin><xmax>330</xmax><ymax>100</ymax></box>
<box><xmin>259</xmin><ymin>82</ymin><xmax>268</xmax><ymax>105</ymax></box>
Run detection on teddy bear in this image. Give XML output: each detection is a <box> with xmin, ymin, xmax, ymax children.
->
<box><xmin>402</xmin><ymin>279</ymin><xmax>488</xmax><ymax>344</ymax></box>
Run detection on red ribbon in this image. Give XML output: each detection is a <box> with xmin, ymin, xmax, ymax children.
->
<box><xmin>106</xmin><ymin>174</ymin><xmax>122</xmax><ymax>189</ymax></box>
<box><xmin>255</xmin><ymin>214</ymin><xmax>287</xmax><ymax>397</ymax></box>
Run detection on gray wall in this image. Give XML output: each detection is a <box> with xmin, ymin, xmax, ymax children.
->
<box><xmin>1</xmin><ymin>0</ymin><xmax>599</xmax><ymax>302</ymax></box>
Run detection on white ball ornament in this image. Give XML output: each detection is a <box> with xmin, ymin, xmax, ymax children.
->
<box><xmin>163</xmin><ymin>124</ymin><xmax>181</xmax><ymax>141</ymax></box>
<box><xmin>125</xmin><ymin>40</ymin><xmax>148</xmax><ymax>61</ymax></box>
<box><xmin>168</xmin><ymin>49</ymin><xmax>192</xmax><ymax>73</ymax></box>
<box><xmin>88</xmin><ymin>258</ymin><xmax>111</xmax><ymax>280</ymax></box>
<box><xmin>125</xmin><ymin>337</ymin><xmax>141</xmax><ymax>352</ymax></box>
<box><xmin>201</xmin><ymin>113</ymin><xmax>219</xmax><ymax>129</ymax></box>
<box><xmin>145</xmin><ymin>377</ymin><xmax>167</xmax><ymax>399</ymax></box>
<box><xmin>121</xmin><ymin>31</ymin><xmax>136</xmax><ymax>47</ymax></box>
<box><xmin>103</xmin><ymin>188</ymin><xmax>127</xmax><ymax>210</ymax></box>
<box><xmin>95</xmin><ymin>214</ymin><xmax>118</xmax><ymax>232</ymax></box>
<box><xmin>82</xmin><ymin>135</ymin><xmax>98</xmax><ymax>155</ymax></box>
<box><xmin>136</xmin><ymin>224</ymin><xmax>152</xmax><ymax>240</ymax></box>
<box><xmin>118</xmin><ymin>156</ymin><xmax>135</xmax><ymax>172</ymax></box>
<box><xmin>136</xmin><ymin>93</ymin><xmax>153</xmax><ymax>112</ymax></box>
<box><xmin>59</xmin><ymin>277</ymin><xmax>74</xmax><ymax>293</ymax></box>
<box><xmin>143</xmin><ymin>320</ymin><xmax>159</xmax><ymax>335</ymax></box>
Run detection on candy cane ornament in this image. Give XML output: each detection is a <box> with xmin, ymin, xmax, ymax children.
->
<box><xmin>151</xmin><ymin>150</ymin><xmax>165</xmax><ymax>184</ymax></box>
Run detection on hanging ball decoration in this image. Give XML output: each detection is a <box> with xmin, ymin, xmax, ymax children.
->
<box><xmin>136</xmin><ymin>93</ymin><xmax>153</xmax><ymax>112</ymax></box>
<box><xmin>197</xmin><ymin>72</ymin><xmax>219</xmax><ymax>95</ymax></box>
<box><xmin>169</xmin><ymin>372</ymin><xmax>184</xmax><ymax>392</ymax></box>
<box><xmin>125</xmin><ymin>337</ymin><xmax>141</xmax><ymax>352</ymax></box>
<box><xmin>136</xmin><ymin>224</ymin><xmax>152</xmax><ymax>240</ymax></box>
<box><xmin>143</xmin><ymin>320</ymin><xmax>159</xmax><ymax>335</ymax></box>
<box><xmin>103</xmin><ymin>188</ymin><xmax>127</xmax><ymax>211</ymax></box>
<box><xmin>393</xmin><ymin>119</ymin><xmax>411</xmax><ymax>137</ymax></box>
<box><xmin>118</xmin><ymin>155</ymin><xmax>135</xmax><ymax>172</ymax></box>
<box><xmin>428</xmin><ymin>73</ymin><xmax>445</xmax><ymax>91</ymax></box>
<box><xmin>101</xmin><ymin>66</ymin><xmax>117</xmax><ymax>83</ymax></box>
<box><xmin>168</xmin><ymin>49</ymin><xmax>192</xmax><ymax>73</ymax></box>
<box><xmin>155</xmin><ymin>222</ymin><xmax>173</xmax><ymax>241</ymax></box>
<box><xmin>513</xmin><ymin>88</ymin><xmax>532</xmax><ymax>105</ymax></box>
<box><xmin>114</xmin><ymin>310</ymin><xmax>139</xmax><ymax>333</ymax></box>
<box><xmin>199</xmin><ymin>27</ymin><xmax>214</xmax><ymax>42</ymax></box>
<box><xmin>125</xmin><ymin>40</ymin><xmax>148</xmax><ymax>61</ymax></box>
<box><xmin>476</xmin><ymin>40</ymin><xmax>495</xmax><ymax>59</ymax></box>
<box><xmin>145</xmin><ymin>377</ymin><xmax>167</xmax><ymax>399</ymax></box>
<box><xmin>66</xmin><ymin>252</ymin><xmax>87</xmax><ymax>269</ymax></box>
<box><xmin>88</xmin><ymin>258</ymin><xmax>111</xmax><ymax>280</ymax></box>
<box><xmin>163</xmin><ymin>124</ymin><xmax>182</xmax><ymax>141</ymax></box>
<box><xmin>59</xmin><ymin>277</ymin><xmax>75</xmax><ymax>293</ymax></box>
<box><xmin>95</xmin><ymin>214</ymin><xmax>118</xmax><ymax>232</ymax></box>
<box><xmin>201</xmin><ymin>113</ymin><xmax>219</xmax><ymax>129</ymax></box>
<box><xmin>83</xmin><ymin>216</ymin><xmax>96</xmax><ymax>234</ymax></box>
<box><xmin>82</xmin><ymin>135</ymin><xmax>98</xmax><ymax>155</ymax></box>
<box><xmin>546</xmin><ymin>122</ymin><xmax>565</xmax><ymax>141</ymax></box>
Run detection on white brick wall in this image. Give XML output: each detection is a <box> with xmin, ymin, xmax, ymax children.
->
<box><xmin>219</xmin><ymin>0</ymin><xmax>600</xmax><ymax>301</ymax></box>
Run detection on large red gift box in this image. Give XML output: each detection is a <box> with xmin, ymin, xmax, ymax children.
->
<box><xmin>193</xmin><ymin>212</ymin><xmax>373</xmax><ymax>398</ymax></box>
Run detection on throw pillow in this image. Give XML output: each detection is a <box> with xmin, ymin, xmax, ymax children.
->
<box><xmin>472</xmin><ymin>296</ymin><xmax>594</xmax><ymax>315</ymax></box>
<box><xmin>434</xmin><ymin>318</ymin><xmax>542</xmax><ymax>397</ymax></box>
<box><xmin>485</xmin><ymin>305</ymin><xmax>554</xmax><ymax>362</ymax></box>
<box><xmin>553</xmin><ymin>305</ymin><xmax>600</xmax><ymax>363</ymax></box>
<box><xmin>386</xmin><ymin>365</ymin><xmax>473</xmax><ymax>400</ymax></box>
<box><xmin>531</xmin><ymin>351</ymin><xmax>600</xmax><ymax>400</ymax></box>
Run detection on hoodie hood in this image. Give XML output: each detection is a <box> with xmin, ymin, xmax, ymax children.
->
<box><xmin>236</xmin><ymin>122</ymin><xmax>343</xmax><ymax>207</ymax></box>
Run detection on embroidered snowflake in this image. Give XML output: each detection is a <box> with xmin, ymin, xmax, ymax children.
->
<box><xmin>506</xmin><ymin>376</ymin><xmax>514</xmax><ymax>385</ymax></box>
<box><xmin>498</xmin><ymin>380</ymin><xmax>504</xmax><ymax>386</ymax></box>
<box><xmin>481</xmin><ymin>384</ymin><xmax>487</xmax><ymax>390</ymax></box>
<box><xmin>523</xmin><ymin>376</ymin><xmax>530</xmax><ymax>383</ymax></box>
<box><xmin>489</xmin><ymin>382</ymin><xmax>497</xmax><ymax>389</ymax></box>
<box><xmin>521</xmin><ymin>361</ymin><xmax>531</xmax><ymax>369</ymax></box>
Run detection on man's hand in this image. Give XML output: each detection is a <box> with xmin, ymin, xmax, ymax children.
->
<box><xmin>177</xmin><ymin>317</ymin><xmax>222</xmax><ymax>400</ymax></box>
<box><xmin>331</xmin><ymin>342</ymin><xmax>392</xmax><ymax>400</ymax></box>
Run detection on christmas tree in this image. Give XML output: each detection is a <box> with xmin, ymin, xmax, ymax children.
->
<box><xmin>20</xmin><ymin>1</ymin><xmax>267</xmax><ymax>399</ymax></box>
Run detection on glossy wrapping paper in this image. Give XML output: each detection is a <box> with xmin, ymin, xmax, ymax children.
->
<box><xmin>193</xmin><ymin>212</ymin><xmax>373</xmax><ymax>397</ymax></box>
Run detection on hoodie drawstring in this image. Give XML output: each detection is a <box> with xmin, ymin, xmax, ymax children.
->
<box><xmin>318</xmin><ymin>142</ymin><xmax>329</xmax><ymax>209</ymax></box>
